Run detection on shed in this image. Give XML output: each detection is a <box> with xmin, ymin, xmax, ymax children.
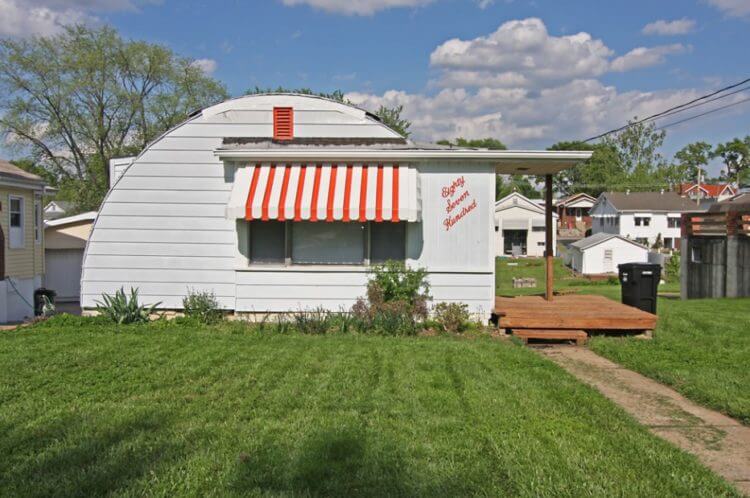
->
<box><xmin>81</xmin><ymin>94</ymin><xmax>590</xmax><ymax>319</ymax></box>
<box><xmin>45</xmin><ymin>212</ymin><xmax>97</xmax><ymax>302</ymax></box>
<box><xmin>567</xmin><ymin>232</ymin><xmax>649</xmax><ymax>275</ymax></box>
<box><xmin>494</xmin><ymin>191</ymin><xmax>557</xmax><ymax>257</ymax></box>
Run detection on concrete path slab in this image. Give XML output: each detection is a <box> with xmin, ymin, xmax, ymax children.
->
<box><xmin>539</xmin><ymin>346</ymin><xmax>750</xmax><ymax>495</ymax></box>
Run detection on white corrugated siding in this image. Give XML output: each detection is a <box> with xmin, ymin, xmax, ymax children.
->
<box><xmin>82</xmin><ymin>95</ymin><xmax>495</xmax><ymax>317</ymax></box>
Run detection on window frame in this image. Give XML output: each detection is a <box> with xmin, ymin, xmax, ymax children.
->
<box><xmin>9</xmin><ymin>195</ymin><xmax>24</xmax><ymax>249</ymax></box>
<box><xmin>34</xmin><ymin>197</ymin><xmax>42</xmax><ymax>245</ymax></box>
<box><xmin>246</xmin><ymin>220</ymin><xmax>407</xmax><ymax>267</ymax></box>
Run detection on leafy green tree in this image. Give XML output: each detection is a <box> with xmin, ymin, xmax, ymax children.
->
<box><xmin>670</xmin><ymin>141</ymin><xmax>712</xmax><ymax>186</ymax></box>
<box><xmin>0</xmin><ymin>25</ymin><xmax>228</xmax><ymax>212</ymax></box>
<box><xmin>545</xmin><ymin>141</ymin><xmax>625</xmax><ymax>197</ymax></box>
<box><xmin>713</xmin><ymin>136</ymin><xmax>750</xmax><ymax>185</ymax></box>
<box><xmin>437</xmin><ymin>138</ymin><xmax>510</xmax><ymax>196</ymax></box>
<box><xmin>602</xmin><ymin>118</ymin><xmax>668</xmax><ymax>188</ymax></box>
<box><xmin>245</xmin><ymin>86</ymin><xmax>411</xmax><ymax>137</ymax></box>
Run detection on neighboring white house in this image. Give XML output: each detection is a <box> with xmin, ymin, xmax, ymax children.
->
<box><xmin>44</xmin><ymin>200</ymin><xmax>74</xmax><ymax>220</ymax></box>
<box><xmin>567</xmin><ymin>232</ymin><xmax>649</xmax><ymax>275</ymax></box>
<box><xmin>494</xmin><ymin>191</ymin><xmax>557</xmax><ymax>257</ymax></box>
<box><xmin>109</xmin><ymin>157</ymin><xmax>135</xmax><ymax>188</ymax></box>
<box><xmin>45</xmin><ymin>211</ymin><xmax>97</xmax><ymax>302</ymax></box>
<box><xmin>80</xmin><ymin>94</ymin><xmax>589</xmax><ymax>320</ymax></box>
<box><xmin>590</xmin><ymin>191</ymin><xmax>699</xmax><ymax>250</ymax></box>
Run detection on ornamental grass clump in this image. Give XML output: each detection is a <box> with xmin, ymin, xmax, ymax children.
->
<box><xmin>95</xmin><ymin>287</ymin><xmax>160</xmax><ymax>325</ymax></box>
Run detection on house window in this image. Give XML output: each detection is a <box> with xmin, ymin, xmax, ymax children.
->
<box><xmin>249</xmin><ymin>221</ymin><xmax>286</xmax><ymax>263</ymax></box>
<box><xmin>667</xmin><ymin>217</ymin><xmax>680</xmax><ymax>228</ymax></box>
<box><xmin>634</xmin><ymin>216</ymin><xmax>651</xmax><ymax>227</ymax></box>
<box><xmin>248</xmin><ymin>221</ymin><xmax>406</xmax><ymax>266</ymax></box>
<box><xmin>664</xmin><ymin>237</ymin><xmax>673</xmax><ymax>249</ymax></box>
<box><xmin>9</xmin><ymin>196</ymin><xmax>24</xmax><ymax>249</ymax></box>
<box><xmin>370</xmin><ymin>222</ymin><xmax>406</xmax><ymax>263</ymax></box>
<box><xmin>34</xmin><ymin>199</ymin><xmax>42</xmax><ymax>244</ymax></box>
<box><xmin>537</xmin><ymin>241</ymin><xmax>545</xmax><ymax>247</ymax></box>
<box><xmin>531</xmin><ymin>226</ymin><xmax>545</xmax><ymax>232</ymax></box>
<box><xmin>292</xmin><ymin>222</ymin><xmax>365</xmax><ymax>264</ymax></box>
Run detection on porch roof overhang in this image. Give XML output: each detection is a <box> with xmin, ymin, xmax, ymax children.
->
<box><xmin>214</xmin><ymin>148</ymin><xmax>593</xmax><ymax>176</ymax></box>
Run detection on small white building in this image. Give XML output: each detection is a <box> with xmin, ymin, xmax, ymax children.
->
<box><xmin>494</xmin><ymin>191</ymin><xmax>557</xmax><ymax>257</ymax></box>
<box><xmin>567</xmin><ymin>232</ymin><xmax>649</xmax><ymax>275</ymax></box>
<box><xmin>81</xmin><ymin>94</ymin><xmax>589</xmax><ymax>320</ymax></box>
<box><xmin>590</xmin><ymin>191</ymin><xmax>699</xmax><ymax>250</ymax></box>
<box><xmin>45</xmin><ymin>212</ymin><xmax>97</xmax><ymax>302</ymax></box>
<box><xmin>44</xmin><ymin>200</ymin><xmax>74</xmax><ymax>220</ymax></box>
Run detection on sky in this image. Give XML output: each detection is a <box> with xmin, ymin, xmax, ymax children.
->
<box><xmin>2</xmin><ymin>0</ymin><xmax>750</xmax><ymax>176</ymax></box>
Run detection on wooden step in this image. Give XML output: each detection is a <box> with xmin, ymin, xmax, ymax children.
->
<box><xmin>511</xmin><ymin>328</ymin><xmax>588</xmax><ymax>346</ymax></box>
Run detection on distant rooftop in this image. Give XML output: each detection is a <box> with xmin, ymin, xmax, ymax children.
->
<box><xmin>601</xmin><ymin>191</ymin><xmax>704</xmax><ymax>212</ymax></box>
<box><xmin>0</xmin><ymin>159</ymin><xmax>45</xmax><ymax>185</ymax></box>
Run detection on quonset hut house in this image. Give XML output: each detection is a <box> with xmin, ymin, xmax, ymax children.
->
<box><xmin>81</xmin><ymin>94</ymin><xmax>590</xmax><ymax>320</ymax></box>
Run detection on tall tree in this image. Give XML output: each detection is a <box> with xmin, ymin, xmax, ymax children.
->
<box><xmin>0</xmin><ymin>25</ymin><xmax>228</xmax><ymax>211</ymax></box>
<box><xmin>713</xmin><ymin>136</ymin><xmax>750</xmax><ymax>185</ymax></box>
<box><xmin>245</xmin><ymin>86</ymin><xmax>411</xmax><ymax>137</ymax></box>
<box><xmin>601</xmin><ymin>118</ymin><xmax>668</xmax><ymax>188</ymax></box>
<box><xmin>669</xmin><ymin>141</ymin><xmax>712</xmax><ymax>186</ymax></box>
<box><xmin>545</xmin><ymin>141</ymin><xmax>625</xmax><ymax>197</ymax></box>
<box><xmin>437</xmin><ymin>138</ymin><xmax>511</xmax><ymax>196</ymax></box>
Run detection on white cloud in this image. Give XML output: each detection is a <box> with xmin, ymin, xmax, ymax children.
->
<box><xmin>0</xmin><ymin>0</ymin><xmax>156</xmax><ymax>36</ymax></box>
<box><xmin>345</xmin><ymin>19</ymin><xmax>711</xmax><ymax>147</ymax></box>
<box><xmin>279</xmin><ymin>0</ymin><xmax>433</xmax><ymax>15</ymax></box>
<box><xmin>707</xmin><ymin>0</ymin><xmax>750</xmax><ymax>18</ymax></box>
<box><xmin>642</xmin><ymin>18</ymin><xmax>696</xmax><ymax>35</ymax></box>
<box><xmin>348</xmin><ymin>82</ymin><xmax>705</xmax><ymax>147</ymax></box>
<box><xmin>0</xmin><ymin>0</ymin><xmax>93</xmax><ymax>36</ymax></box>
<box><xmin>190</xmin><ymin>58</ymin><xmax>218</xmax><ymax>75</ymax></box>
<box><xmin>610</xmin><ymin>44</ymin><xmax>689</xmax><ymax>72</ymax></box>
<box><xmin>476</xmin><ymin>0</ymin><xmax>493</xmax><ymax>8</ymax></box>
<box><xmin>430</xmin><ymin>18</ymin><xmax>613</xmax><ymax>86</ymax></box>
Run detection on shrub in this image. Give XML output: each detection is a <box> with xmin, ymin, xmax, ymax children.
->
<box><xmin>95</xmin><ymin>287</ymin><xmax>161</xmax><ymax>325</ymax></box>
<box><xmin>665</xmin><ymin>252</ymin><xmax>681</xmax><ymax>282</ymax></box>
<box><xmin>433</xmin><ymin>302</ymin><xmax>470</xmax><ymax>333</ymax></box>
<box><xmin>182</xmin><ymin>289</ymin><xmax>222</xmax><ymax>324</ymax></box>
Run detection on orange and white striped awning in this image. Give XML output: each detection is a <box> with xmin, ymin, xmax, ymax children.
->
<box><xmin>227</xmin><ymin>163</ymin><xmax>419</xmax><ymax>222</ymax></box>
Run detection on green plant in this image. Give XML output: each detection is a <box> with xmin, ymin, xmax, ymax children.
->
<box><xmin>292</xmin><ymin>308</ymin><xmax>331</xmax><ymax>335</ymax></box>
<box><xmin>95</xmin><ymin>287</ymin><xmax>161</xmax><ymax>325</ymax></box>
<box><xmin>182</xmin><ymin>289</ymin><xmax>222</xmax><ymax>324</ymax></box>
<box><xmin>433</xmin><ymin>302</ymin><xmax>470</xmax><ymax>333</ymax></box>
<box><xmin>665</xmin><ymin>253</ymin><xmax>681</xmax><ymax>283</ymax></box>
<box><xmin>368</xmin><ymin>260</ymin><xmax>430</xmax><ymax>311</ymax></box>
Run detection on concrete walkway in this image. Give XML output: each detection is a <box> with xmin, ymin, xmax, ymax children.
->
<box><xmin>540</xmin><ymin>346</ymin><xmax>750</xmax><ymax>496</ymax></box>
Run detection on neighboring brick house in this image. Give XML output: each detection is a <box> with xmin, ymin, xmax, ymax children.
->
<box><xmin>556</xmin><ymin>192</ymin><xmax>596</xmax><ymax>233</ymax></box>
<box><xmin>678</xmin><ymin>183</ymin><xmax>736</xmax><ymax>202</ymax></box>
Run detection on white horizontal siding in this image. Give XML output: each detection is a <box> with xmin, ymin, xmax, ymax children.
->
<box><xmin>86</xmin><ymin>242</ymin><xmax>236</xmax><ymax>257</ymax></box>
<box><xmin>115</xmin><ymin>176</ymin><xmax>231</xmax><ymax>191</ymax></box>
<box><xmin>106</xmin><ymin>190</ymin><xmax>230</xmax><ymax>204</ymax></box>
<box><xmin>95</xmin><ymin>216</ymin><xmax>233</xmax><ymax>231</ymax></box>
<box><xmin>168</xmin><ymin>123</ymin><xmax>397</xmax><ymax>138</ymax></box>
<box><xmin>90</xmin><ymin>229</ymin><xmax>235</xmax><ymax>244</ymax></box>
<box><xmin>99</xmin><ymin>203</ymin><xmax>227</xmax><ymax>218</ymax></box>
<box><xmin>85</xmin><ymin>255</ymin><xmax>235</xmax><ymax>270</ymax></box>
<box><xmin>84</xmin><ymin>268</ymin><xmax>234</xmax><ymax>283</ymax></box>
<box><xmin>82</xmin><ymin>292</ymin><xmax>235</xmax><ymax>309</ymax></box>
<box><xmin>126</xmin><ymin>163</ymin><xmax>225</xmax><ymax>177</ymax></box>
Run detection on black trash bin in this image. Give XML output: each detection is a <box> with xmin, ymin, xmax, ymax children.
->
<box><xmin>618</xmin><ymin>263</ymin><xmax>661</xmax><ymax>314</ymax></box>
<box><xmin>34</xmin><ymin>288</ymin><xmax>56</xmax><ymax>316</ymax></box>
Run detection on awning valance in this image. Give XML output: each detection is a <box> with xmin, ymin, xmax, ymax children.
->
<box><xmin>227</xmin><ymin>163</ymin><xmax>419</xmax><ymax>222</ymax></box>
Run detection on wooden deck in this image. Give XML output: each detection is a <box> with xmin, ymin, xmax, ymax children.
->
<box><xmin>494</xmin><ymin>294</ymin><xmax>657</xmax><ymax>332</ymax></box>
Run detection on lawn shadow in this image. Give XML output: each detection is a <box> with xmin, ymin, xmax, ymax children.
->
<box><xmin>232</xmin><ymin>424</ymin><xmax>447</xmax><ymax>496</ymax></box>
<box><xmin>0</xmin><ymin>408</ymin><xmax>183</xmax><ymax>497</ymax></box>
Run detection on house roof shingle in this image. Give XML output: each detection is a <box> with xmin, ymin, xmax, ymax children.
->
<box><xmin>679</xmin><ymin>183</ymin><xmax>735</xmax><ymax>198</ymax></box>
<box><xmin>601</xmin><ymin>191</ymin><xmax>700</xmax><ymax>212</ymax></box>
<box><xmin>0</xmin><ymin>159</ymin><xmax>45</xmax><ymax>185</ymax></box>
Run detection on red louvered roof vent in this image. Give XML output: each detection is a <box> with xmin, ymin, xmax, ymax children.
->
<box><xmin>273</xmin><ymin>107</ymin><xmax>294</xmax><ymax>141</ymax></box>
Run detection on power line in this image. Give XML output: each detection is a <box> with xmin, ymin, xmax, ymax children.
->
<box><xmin>655</xmin><ymin>96</ymin><xmax>750</xmax><ymax>131</ymax></box>
<box><xmin>650</xmin><ymin>85</ymin><xmax>750</xmax><ymax>122</ymax></box>
<box><xmin>583</xmin><ymin>76</ymin><xmax>750</xmax><ymax>142</ymax></box>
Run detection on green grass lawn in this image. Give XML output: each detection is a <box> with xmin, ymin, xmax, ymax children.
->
<box><xmin>590</xmin><ymin>297</ymin><xmax>750</xmax><ymax>425</ymax></box>
<box><xmin>496</xmin><ymin>256</ymin><xmax>750</xmax><ymax>426</ymax></box>
<box><xmin>0</xmin><ymin>317</ymin><xmax>738</xmax><ymax>497</ymax></box>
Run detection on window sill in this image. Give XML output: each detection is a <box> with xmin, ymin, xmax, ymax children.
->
<box><xmin>237</xmin><ymin>265</ymin><xmax>371</xmax><ymax>273</ymax></box>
